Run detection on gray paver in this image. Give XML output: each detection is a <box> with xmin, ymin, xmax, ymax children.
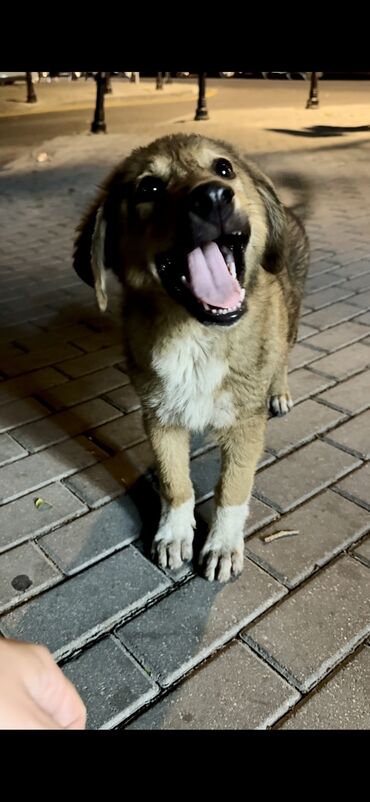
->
<box><xmin>58</xmin><ymin>345</ymin><xmax>124</xmax><ymax>378</ymax></box>
<box><xmin>307</xmin><ymin>342</ymin><xmax>370</xmax><ymax>380</ymax></box>
<box><xmin>352</xmin><ymin>535</ymin><xmax>370</xmax><ymax>565</ymax></box>
<box><xmin>334</xmin><ymin>463</ymin><xmax>370</xmax><ymax>511</ymax></box>
<box><xmin>0</xmin><ymin>343</ymin><xmax>82</xmax><ymax>378</ymax></box>
<box><xmin>318</xmin><ymin>369</ymin><xmax>370</xmax><ymax>414</ymax></box>
<box><xmin>0</xmin><ymin>542</ymin><xmax>61</xmax><ymax>612</ymax></box>
<box><xmin>0</xmin><ymin>367</ymin><xmax>67</xmax><ymax>406</ymax></box>
<box><xmin>253</xmin><ymin>440</ymin><xmax>360</xmax><ymax>513</ymax></box>
<box><xmin>90</xmin><ymin>410</ymin><xmax>147</xmax><ymax>452</ymax></box>
<box><xmin>11</xmin><ymin>398</ymin><xmax>121</xmax><ymax>452</ymax></box>
<box><xmin>323</xmin><ymin>409</ymin><xmax>370</xmax><ymax>459</ymax></box>
<box><xmin>117</xmin><ymin>561</ymin><xmax>286</xmax><ymax>687</ymax></box>
<box><xmin>243</xmin><ymin>556</ymin><xmax>370</xmax><ymax>691</ymax></box>
<box><xmin>103</xmin><ymin>384</ymin><xmax>141</xmax><ymax>413</ymax></box>
<box><xmin>0</xmin><ymin>433</ymin><xmax>28</xmax><ymax>466</ymax></box>
<box><xmin>38</xmin><ymin>495</ymin><xmax>143</xmax><ymax>574</ymax></box>
<box><xmin>304</xmin><ymin>321</ymin><xmax>370</xmax><ymax>352</ymax></box>
<box><xmin>265</xmin><ymin>399</ymin><xmax>346</xmax><ymax>457</ymax></box>
<box><xmin>38</xmin><ymin>367</ymin><xmax>127</xmax><ymax>410</ymax></box>
<box><xmin>63</xmin><ymin>635</ymin><xmax>158</xmax><ymax>730</ymax></box>
<box><xmin>288</xmin><ymin>368</ymin><xmax>335</xmax><ymax>405</ymax></box>
<box><xmin>0</xmin><ymin>482</ymin><xmax>87</xmax><ymax>553</ymax></box>
<box><xmin>0</xmin><ymin>436</ymin><xmax>106</xmax><ymax>504</ymax></box>
<box><xmin>127</xmin><ymin>640</ymin><xmax>299</xmax><ymax>730</ymax></box>
<box><xmin>0</xmin><ymin>397</ymin><xmax>50</xmax><ymax>433</ymax></box>
<box><xmin>245</xmin><ymin>490</ymin><xmax>370</xmax><ymax>587</ymax></box>
<box><xmin>0</xmin><ymin>547</ymin><xmax>170</xmax><ymax>659</ymax></box>
<box><xmin>280</xmin><ymin>647</ymin><xmax>370</xmax><ymax>729</ymax></box>
<box><xmin>303</xmin><ymin>302</ymin><xmax>365</xmax><ymax>331</ymax></box>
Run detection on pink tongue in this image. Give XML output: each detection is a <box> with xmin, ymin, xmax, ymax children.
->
<box><xmin>187</xmin><ymin>242</ymin><xmax>242</xmax><ymax>309</ymax></box>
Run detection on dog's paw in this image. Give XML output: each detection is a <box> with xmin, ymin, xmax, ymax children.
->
<box><xmin>200</xmin><ymin>538</ymin><xmax>244</xmax><ymax>582</ymax></box>
<box><xmin>151</xmin><ymin>497</ymin><xmax>195</xmax><ymax>570</ymax></box>
<box><xmin>268</xmin><ymin>393</ymin><xmax>293</xmax><ymax>417</ymax></box>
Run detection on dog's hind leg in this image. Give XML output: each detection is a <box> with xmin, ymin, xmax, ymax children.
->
<box><xmin>145</xmin><ymin>419</ymin><xmax>195</xmax><ymax>571</ymax></box>
<box><xmin>200</xmin><ymin>413</ymin><xmax>266</xmax><ymax>582</ymax></box>
<box><xmin>268</xmin><ymin>360</ymin><xmax>293</xmax><ymax>416</ymax></box>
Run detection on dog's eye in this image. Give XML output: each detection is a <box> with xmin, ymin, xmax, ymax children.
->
<box><xmin>136</xmin><ymin>176</ymin><xmax>165</xmax><ymax>202</ymax></box>
<box><xmin>213</xmin><ymin>158</ymin><xmax>235</xmax><ymax>179</ymax></box>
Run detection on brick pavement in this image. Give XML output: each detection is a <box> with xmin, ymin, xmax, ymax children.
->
<box><xmin>0</xmin><ymin>121</ymin><xmax>369</xmax><ymax>730</ymax></box>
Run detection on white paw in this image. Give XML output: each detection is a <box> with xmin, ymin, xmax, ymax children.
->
<box><xmin>268</xmin><ymin>394</ymin><xmax>293</xmax><ymax>417</ymax></box>
<box><xmin>151</xmin><ymin>497</ymin><xmax>195</xmax><ymax>570</ymax></box>
<box><xmin>200</xmin><ymin>538</ymin><xmax>244</xmax><ymax>582</ymax></box>
<box><xmin>199</xmin><ymin>502</ymin><xmax>249</xmax><ymax>582</ymax></box>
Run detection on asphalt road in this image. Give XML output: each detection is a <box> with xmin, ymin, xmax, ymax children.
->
<box><xmin>0</xmin><ymin>78</ymin><xmax>369</xmax><ymax>168</ymax></box>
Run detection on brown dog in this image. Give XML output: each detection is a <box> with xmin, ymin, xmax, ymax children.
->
<box><xmin>74</xmin><ymin>133</ymin><xmax>309</xmax><ymax>582</ymax></box>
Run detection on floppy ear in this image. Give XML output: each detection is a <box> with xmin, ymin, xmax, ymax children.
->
<box><xmin>255</xmin><ymin>177</ymin><xmax>287</xmax><ymax>275</ymax></box>
<box><xmin>73</xmin><ymin>196</ymin><xmax>108</xmax><ymax>312</ymax></box>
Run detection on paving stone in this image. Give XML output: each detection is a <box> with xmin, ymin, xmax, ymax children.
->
<box><xmin>0</xmin><ymin>433</ymin><xmax>28</xmax><ymax>467</ymax></box>
<box><xmin>0</xmin><ymin>542</ymin><xmax>61</xmax><ymax>613</ymax></box>
<box><xmin>305</xmin><ymin>271</ymin><xmax>345</xmax><ymax>294</ymax></box>
<box><xmin>103</xmin><ymin>384</ymin><xmax>141</xmax><ymax>414</ymax></box>
<box><xmin>190</xmin><ymin>448</ymin><xmax>221</xmax><ymax>502</ymax></box>
<box><xmin>13</xmin><ymin>324</ymin><xmax>93</xmax><ymax>352</ymax></box>
<box><xmin>117</xmin><ymin>561</ymin><xmax>286</xmax><ymax>687</ymax></box>
<box><xmin>308</xmin><ymin>343</ymin><xmax>370</xmax><ymax>380</ymax></box>
<box><xmin>265</xmin><ymin>399</ymin><xmax>346</xmax><ymax>457</ymax></box>
<box><xmin>70</xmin><ymin>330</ymin><xmax>123</xmax><ymax>353</ymax></box>
<box><xmin>58</xmin><ymin>345</ymin><xmax>124</xmax><ymax>378</ymax></box>
<box><xmin>303</xmin><ymin>285</ymin><xmax>355</xmax><ymax>311</ymax></box>
<box><xmin>288</xmin><ymin>368</ymin><xmax>335</xmax><ymax>404</ymax></box>
<box><xmin>356</xmin><ymin>312</ymin><xmax>370</xmax><ymax>326</ymax></box>
<box><xmin>352</xmin><ymin>535</ymin><xmax>370</xmax><ymax>566</ymax></box>
<box><xmin>0</xmin><ymin>436</ymin><xmax>106</xmax><ymax>505</ymax></box>
<box><xmin>0</xmin><ymin>322</ymin><xmax>42</xmax><ymax>344</ymax></box>
<box><xmin>0</xmin><ymin>482</ymin><xmax>87</xmax><ymax>553</ymax></box>
<box><xmin>38</xmin><ymin>495</ymin><xmax>143</xmax><ymax>575</ymax></box>
<box><xmin>0</xmin><ymin>547</ymin><xmax>170</xmax><ymax>660</ymax></box>
<box><xmin>0</xmin><ymin>397</ymin><xmax>50</xmax><ymax>434</ymax></box>
<box><xmin>0</xmin><ymin>368</ymin><xmax>67</xmax><ymax>406</ymax></box>
<box><xmin>335</xmin><ymin>259</ymin><xmax>370</xmax><ymax>280</ymax></box>
<box><xmin>296</xmin><ymin>323</ymin><xmax>319</xmax><ymax>341</ymax></box>
<box><xmin>288</xmin><ymin>343</ymin><xmax>322</xmax><ymax>371</ymax></box>
<box><xmin>344</xmin><ymin>273</ymin><xmax>370</xmax><ymax>293</ymax></box>
<box><xmin>196</xmin><ymin>494</ymin><xmax>280</xmax><ymax>537</ymax></box>
<box><xmin>12</xmin><ymin>398</ymin><xmax>121</xmax><ymax>452</ymax></box>
<box><xmin>346</xmin><ymin>289</ymin><xmax>370</xmax><ymax>309</ymax></box>
<box><xmin>302</xmin><ymin>302</ymin><xmax>365</xmax><ymax>331</ymax></box>
<box><xmin>318</xmin><ymin>369</ymin><xmax>370</xmax><ymax>414</ymax></box>
<box><xmin>280</xmin><ymin>647</ymin><xmax>370</xmax><ymax>729</ymax></box>
<box><xmin>0</xmin><ymin>343</ymin><xmax>83</xmax><ymax>378</ymax></box>
<box><xmin>253</xmin><ymin>440</ymin><xmax>360</xmax><ymax>513</ymax></box>
<box><xmin>63</xmin><ymin>636</ymin><xmax>158</xmax><ymax>730</ymax></box>
<box><xmin>243</xmin><ymin>556</ymin><xmax>370</xmax><ymax>692</ymax></box>
<box><xmin>324</xmin><ymin>409</ymin><xmax>370</xmax><ymax>459</ymax></box>
<box><xmin>64</xmin><ymin>441</ymin><xmax>155</xmax><ymax>508</ymax></box>
<box><xmin>90</xmin><ymin>410</ymin><xmax>147</xmax><ymax>452</ymax></box>
<box><xmin>127</xmin><ymin>640</ymin><xmax>299</xmax><ymax>730</ymax></box>
<box><xmin>334</xmin><ymin>464</ymin><xmax>370</xmax><ymax>511</ymax></box>
<box><xmin>245</xmin><ymin>490</ymin><xmax>370</xmax><ymax>587</ymax></box>
<box><xmin>303</xmin><ymin>321</ymin><xmax>370</xmax><ymax>353</ymax></box>
<box><xmin>38</xmin><ymin>367</ymin><xmax>127</xmax><ymax>410</ymax></box>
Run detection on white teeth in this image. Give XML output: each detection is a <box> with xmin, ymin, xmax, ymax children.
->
<box><xmin>240</xmin><ymin>288</ymin><xmax>246</xmax><ymax>301</ymax></box>
<box><xmin>181</xmin><ymin>275</ymin><xmax>188</xmax><ymax>283</ymax></box>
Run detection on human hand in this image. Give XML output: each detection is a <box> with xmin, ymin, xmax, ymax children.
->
<box><xmin>0</xmin><ymin>639</ymin><xmax>86</xmax><ymax>730</ymax></box>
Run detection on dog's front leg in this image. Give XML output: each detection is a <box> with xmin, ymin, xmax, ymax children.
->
<box><xmin>145</xmin><ymin>419</ymin><xmax>195</xmax><ymax>570</ymax></box>
<box><xmin>201</xmin><ymin>414</ymin><xmax>266</xmax><ymax>582</ymax></box>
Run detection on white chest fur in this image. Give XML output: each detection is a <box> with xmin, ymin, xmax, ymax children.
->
<box><xmin>148</xmin><ymin>331</ymin><xmax>235</xmax><ymax>432</ymax></box>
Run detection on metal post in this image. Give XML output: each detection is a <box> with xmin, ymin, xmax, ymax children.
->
<box><xmin>156</xmin><ymin>72</ymin><xmax>164</xmax><ymax>89</ymax></box>
<box><xmin>194</xmin><ymin>72</ymin><xmax>209</xmax><ymax>120</ymax></box>
<box><xmin>26</xmin><ymin>72</ymin><xmax>37</xmax><ymax>103</ymax></box>
<box><xmin>306</xmin><ymin>71</ymin><xmax>319</xmax><ymax>108</ymax></box>
<box><xmin>165</xmin><ymin>71</ymin><xmax>173</xmax><ymax>84</ymax></box>
<box><xmin>91</xmin><ymin>72</ymin><xmax>107</xmax><ymax>133</ymax></box>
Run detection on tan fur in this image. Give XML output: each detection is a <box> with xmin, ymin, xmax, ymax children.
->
<box><xmin>74</xmin><ymin>134</ymin><xmax>309</xmax><ymax>582</ymax></box>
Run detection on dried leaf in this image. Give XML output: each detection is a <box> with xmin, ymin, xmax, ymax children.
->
<box><xmin>262</xmin><ymin>529</ymin><xmax>300</xmax><ymax>543</ymax></box>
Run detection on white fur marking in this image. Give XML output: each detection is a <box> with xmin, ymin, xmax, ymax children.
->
<box><xmin>152</xmin><ymin>495</ymin><xmax>195</xmax><ymax>570</ymax></box>
<box><xmin>91</xmin><ymin>206</ymin><xmax>108</xmax><ymax>312</ymax></box>
<box><xmin>149</xmin><ymin>332</ymin><xmax>235</xmax><ymax>431</ymax></box>
<box><xmin>201</xmin><ymin>501</ymin><xmax>250</xmax><ymax>582</ymax></box>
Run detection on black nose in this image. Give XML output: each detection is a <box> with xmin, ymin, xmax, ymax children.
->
<box><xmin>188</xmin><ymin>181</ymin><xmax>234</xmax><ymax>223</ymax></box>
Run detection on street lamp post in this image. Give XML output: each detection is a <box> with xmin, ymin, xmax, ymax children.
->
<box><xmin>104</xmin><ymin>72</ymin><xmax>112</xmax><ymax>94</ymax></box>
<box><xmin>165</xmin><ymin>72</ymin><xmax>173</xmax><ymax>84</ymax></box>
<box><xmin>194</xmin><ymin>72</ymin><xmax>209</xmax><ymax>120</ymax></box>
<box><xmin>306</xmin><ymin>71</ymin><xmax>319</xmax><ymax>108</ymax></box>
<box><xmin>156</xmin><ymin>72</ymin><xmax>164</xmax><ymax>90</ymax></box>
<box><xmin>91</xmin><ymin>72</ymin><xmax>107</xmax><ymax>133</ymax></box>
<box><xmin>26</xmin><ymin>72</ymin><xmax>37</xmax><ymax>103</ymax></box>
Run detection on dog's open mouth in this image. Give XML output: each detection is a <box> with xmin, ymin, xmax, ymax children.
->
<box><xmin>155</xmin><ymin>232</ymin><xmax>248</xmax><ymax>326</ymax></box>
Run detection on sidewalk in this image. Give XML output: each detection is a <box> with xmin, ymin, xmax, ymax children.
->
<box><xmin>0</xmin><ymin>77</ymin><xmax>199</xmax><ymax>118</ymax></box>
<box><xmin>0</xmin><ymin>106</ymin><xmax>369</xmax><ymax>729</ymax></box>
